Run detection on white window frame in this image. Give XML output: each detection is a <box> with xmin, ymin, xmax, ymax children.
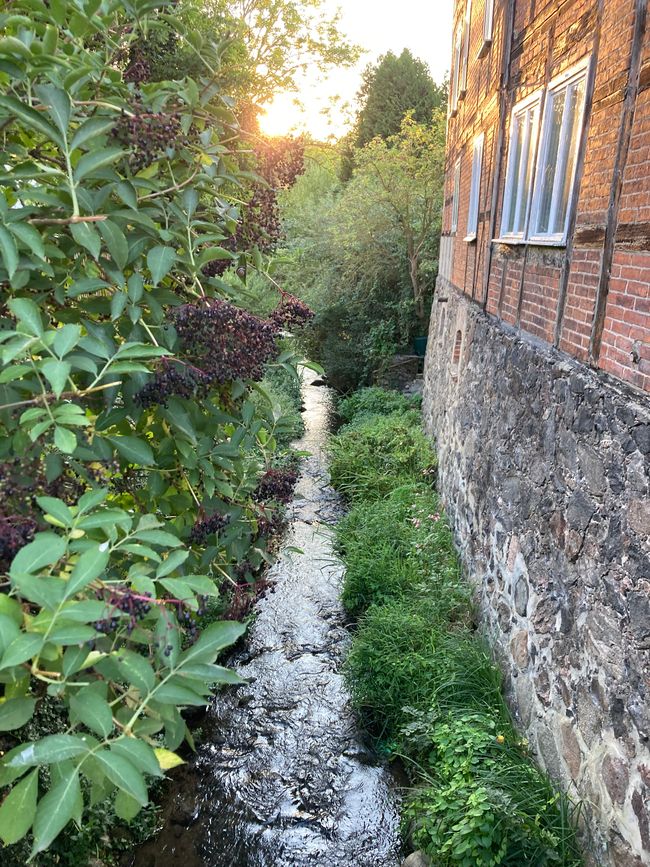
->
<box><xmin>451</xmin><ymin>157</ymin><xmax>461</xmax><ymax>234</ymax></box>
<box><xmin>465</xmin><ymin>132</ymin><xmax>484</xmax><ymax>241</ymax></box>
<box><xmin>528</xmin><ymin>59</ymin><xmax>590</xmax><ymax>244</ymax></box>
<box><xmin>482</xmin><ymin>0</ymin><xmax>494</xmax><ymax>49</ymax></box>
<box><xmin>460</xmin><ymin>0</ymin><xmax>472</xmax><ymax>98</ymax></box>
<box><xmin>450</xmin><ymin>24</ymin><xmax>463</xmax><ymax>113</ymax></box>
<box><xmin>499</xmin><ymin>91</ymin><xmax>542</xmax><ymax>241</ymax></box>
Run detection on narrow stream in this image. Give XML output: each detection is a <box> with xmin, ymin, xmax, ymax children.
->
<box><xmin>135</xmin><ymin>371</ymin><xmax>402</xmax><ymax>867</ymax></box>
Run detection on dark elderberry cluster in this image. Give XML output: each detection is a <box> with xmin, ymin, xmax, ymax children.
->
<box><xmin>255</xmin><ymin>509</ymin><xmax>286</xmax><ymax>539</ymax></box>
<box><xmin>270</xmin><ymin>294</ymin><xmax>315</xmax><ymax>330</ymax></box>
<box><xmin>172</xmin><ymin>300</ymin><xmax>280</xmax><ymax>383</ymax></box>
<box><xmin>94</xmin><ymin>587</ymin><xmax>152</xmax><ymax>634</ymax></box>
<box><xmin>111</xmin><ymin>101</ymin><xmax>183</xmax><ymax>172</ymax></box>
<box><xmin>135</xmin><ymin>359</ymin><xmax>211</xmax><ymax>409</ymax></box>
<box><xmin>253</xmin><ymin>468</ymin><xmax>298</xmax><ymax>505</ymax></box>
<box><xmin>189</xmin><ymin>512</ymin><xmax>230</xmax><ymax>545</ymax></box>
<box><xmin>0</xmin><ymin>514</ymin><xmax>37</xmax><ymax>572</ymax></box>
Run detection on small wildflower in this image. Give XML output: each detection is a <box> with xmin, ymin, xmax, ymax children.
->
<box><xmin>496</xmin><ymin>734</ymin><xmax>505</xmax><ymax>744</ymax></box>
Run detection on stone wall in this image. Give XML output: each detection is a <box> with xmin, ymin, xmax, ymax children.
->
<box><xmin>422</xmin><ymin>283</ymin><xmax>650</xmax><ymax>866</ymax></box>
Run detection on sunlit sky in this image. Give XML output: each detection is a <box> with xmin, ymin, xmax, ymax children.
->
<box><xmin>259</xmin><ymin>0</ymin><xmax>454</xmax><ymax>140</ymax></box>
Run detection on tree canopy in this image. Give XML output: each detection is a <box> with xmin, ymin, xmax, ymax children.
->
<box><xmin>355</xmin><ymin>49</ymin><xmax>446</xmax><ymax>148</ymax></box>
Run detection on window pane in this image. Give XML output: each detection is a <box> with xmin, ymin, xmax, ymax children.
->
<box><xmin>555</xmin><ymin>78</ymin><xmax>585</xmax><ymax>232</ymax></box>
<box><xmin>536</xmin><ymin>89</ymin><xmax>566</xmax><ymax>234</ymax></box>
<box><xmin>504</xmin><ymin>115</ymin><xmax>523</xmax><ymax>233</ymax></box>
<box><xmin>514</xmin><ymin>107</ymin><xmax>537</xmax><ymax>234</ymax></box>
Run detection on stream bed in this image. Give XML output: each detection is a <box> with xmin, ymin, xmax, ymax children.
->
<box><xmin>134</xmin><ymin>372</ymin><xmax>402</xmax><ymax>867</ymax></box>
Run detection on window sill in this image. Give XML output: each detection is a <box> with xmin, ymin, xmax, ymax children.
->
<box><xmin>464</xmin><ymin>233</ymin><xmax>477</xmax><ymax>243</ymax></box>
<box><xmin>477</xmin><ymin>39</ymin><xmax>492</xmax><ymax>59</ymax></box>
<box><xmin>492</xmin><ymin>236</ymin><xmax>568</xmax><ymax>248</ymax></box>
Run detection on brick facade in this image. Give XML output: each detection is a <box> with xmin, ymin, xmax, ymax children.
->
<box><xmin>425</xmin><ymin>2</ymin><xmax>650</xmax><ymax>864</ymax></box>
<box><xmin>441</xmin><ymin>0</ymin><xmax>650</xmax><ymax>393</ymax></box>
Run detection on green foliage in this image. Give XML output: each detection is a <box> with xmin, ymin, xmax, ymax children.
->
<box><xmin>329</xmin><ymin>412</ymin><xmax>436</xmax><ymax>501</ymax></box>
<box><xmin>338</xmin><ymin>387</ymin><xmax>420</xmax><ymax>423</ymax></box>
<box><xmin>0</xmin><ymin>0</ymin><xmax>308</xmax><ymax>854</ymax></box>
<box><xmin>354</xmin><ymin>49</ymin><xmax>447</xmax><ymax>149</ymax></box>
<box><xmin>404</xmin><ymin>712</ymin><xmax>583</xmax><ymax>867</ymax></box>
<box><xmin>253</xmin><ymin>362</ymin><xmax>305</xmax><ymax>448</ymax></box>
<box><xmin>277</xmin><ymin>116</ymin><xmax>446</xmax><ymax>389</ymax></box>
<box><xmin>330</xmin><ymin>388</ymin><xmax>584</xmax><ymax>866</ymax></box>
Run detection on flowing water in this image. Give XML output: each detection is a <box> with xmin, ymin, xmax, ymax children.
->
<box><xmin>134</xmin><ymin>372</ymin><xmax>402</xmax><ymax>867</ymax></box>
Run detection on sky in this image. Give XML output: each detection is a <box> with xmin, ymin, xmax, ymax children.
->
<box><xmin>259</xmin><ymin>0</ymin><xmax>454</xmax><ymax>140</ymax></box>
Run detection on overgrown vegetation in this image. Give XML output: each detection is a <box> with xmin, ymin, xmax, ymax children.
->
<box><xmin>0</xmin><ymin>0</ymin><xmax>313</xmax><ymax>858</ymax></box>
<box><xmin>275</xmin><ymin>68</ymin><xmax>446</xmax><ymax>392</ymax></box>
<box><xmin>330</xmin><ymin>389</ymin><xmax>584</xmax><ymax>866</ymax></box>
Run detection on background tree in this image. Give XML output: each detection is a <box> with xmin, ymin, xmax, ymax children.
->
<box><xmin>355</xmin><ymin>49</ymin><xmax>446</xmax><ymax>148</ymax></box>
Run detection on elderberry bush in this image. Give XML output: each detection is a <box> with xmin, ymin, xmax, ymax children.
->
<box><xmin>270</xmin><ymin>294</ymin><xmax>315</xmax><ymax>330</ymax></box>
<box><xmin>253</xmin><ymin>467</ymin><xmax>298</xmax><ymax>505</ymax></box>
<box><xmin>189</xmin><ymin>512</ymin><xmax>230</xmax><ymax>544</ymax></box>
<box><xmin>110</xmin><ymin>100</ymin><xmax>185</xmax><ymax>173</ymax></box>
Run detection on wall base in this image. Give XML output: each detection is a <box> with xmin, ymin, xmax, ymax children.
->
<box><xmin>422</xmin><ymin>283</ymin><xmax>650</xmax><ymax>866</ymax></box>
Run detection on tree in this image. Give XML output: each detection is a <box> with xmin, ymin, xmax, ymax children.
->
<box><xmin>198</xmin><ymin>0</ymin><xmax>362</xmax><ymax>106</ymax></box>
<box><xmin>355</xmin><ymin>49</ymin><xmax>446</xmax><ymax>148</ymax></box>
<box><xmin>353</xmin><ymin>112</ymin><xmax>447</xmax><ymax>318</ymax></box>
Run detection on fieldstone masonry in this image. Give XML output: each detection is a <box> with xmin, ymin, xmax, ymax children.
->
<box><xmin>423</xmin><ymin>286</ymin><xmax>650</xmax><ymax>867</ymax></box>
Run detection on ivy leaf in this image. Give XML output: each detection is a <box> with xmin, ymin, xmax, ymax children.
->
<box><xmin>0</xmin><ymin>768</ymin><xmax>38</xmax><ymax>844</ymax></box>
<box><xmin>108</xmin><ymin>435</ymin><xmax>154</xmax><ymax>466</ymax></box>
<box><xmin>31</xmin><ymin>768</ymin><xmax>81</xmax><ymax>854</ymax></box>
<box><xmin>10</xmin><ymin>532</ymin><xmax>66</xmax><ymax>576</ymax></box>
<box><xmin>0</xmin><ymin>697</ymin><xmax>37</xmax><ymax>731</ymax></box>
<box><xmin>147</xmin><ymin>246</ymin><xmax>176</xmax><ymax>286</ymax></box>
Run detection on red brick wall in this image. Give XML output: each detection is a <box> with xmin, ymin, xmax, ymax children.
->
<box><xmin>441</xmin><ymin>0</ymin><xmax>650</xmax><ymax>395</ymax></box>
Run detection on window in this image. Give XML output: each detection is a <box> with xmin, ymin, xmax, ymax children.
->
<box><xmin>460</xmin><ymin>1</ymin><xmax>471</xmax><ymax>97</ymax></box>
<box><xmin>451</xmin><ymin>158</ymin><xmax>461</xmax><ymax>233</ymax></box>
<box><xmin>484</xmin><ymin>0</ymin><xmax>494</xmax><ymax>42</ymax></box>
<box><xmin>499</xmin><ymin>59</ymin><xmax>590</xmax><ymax>244</ymax></box>
<box><xmin>500</xmin><ymin>94</ymin><xmax>541</xmax><ymax>239</ymax></box>
<box><xmin>450</xmin><ymin>3</ymin><xmax>471</xmax><ymax>113</ymax></box>
<box><xmin>529</xmin><ymin>64</ymin><xmax>589</xmax><ymax>242</ymax></box>
<box><xmin>466</xmin><ymin>133</ymin><xmax>484</xmax><ymax>240</ymax></box>
<box><xmin>451</xmin><ymin>24</ymin><xmax>463</xmax><ymax>113</ymax></box>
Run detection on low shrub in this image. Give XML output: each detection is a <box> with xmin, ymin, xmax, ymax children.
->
<box><xmin>329</xmin><ymin>412</ymin><xmax>436</xmax><ymax>501</ymax></box>
<box><xmin>338</xmin><ymin>387</ymin><xmax>421</xmax><ymax>423</ymax></box>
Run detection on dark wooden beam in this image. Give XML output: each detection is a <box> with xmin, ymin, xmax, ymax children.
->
<box><xmin>482</xmin><ymin>0</ymin><xmax>517</xmax><ymax>308</ymax></box>
<box><xmin>589</xmin><ymin>0</ymin><xmax>648</xmax><ymax>364</ymax></box>
<box><xmin>553</xmin><ymin>0</ymin><xmax>604</xmax><ymax>348</ymax></box>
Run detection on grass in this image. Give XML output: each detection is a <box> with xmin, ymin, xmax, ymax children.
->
<box><xmin>329</xmin><ymin>388</ymin><xmax>584</xmax><ymax>867</ymax></box>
